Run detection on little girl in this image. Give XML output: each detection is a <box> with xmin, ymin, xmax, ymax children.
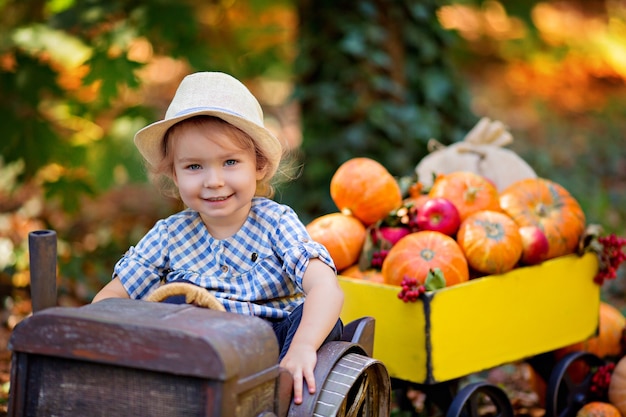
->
<box><xmin>92</xmin><ymin>72</ymin><xmax>344</xmax><ymax>405</ymax></box>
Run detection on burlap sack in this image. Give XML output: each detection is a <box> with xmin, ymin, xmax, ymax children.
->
<box><xmin>415</xmin><ymin>117</ymin><xmax>537</xmax><ymax>192</ymax></box>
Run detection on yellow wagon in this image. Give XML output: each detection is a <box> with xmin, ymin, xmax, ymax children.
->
<box><xmin>338</xmin><ymin>252</ymin><xmax>603</xmax><ymax>417</ymax></box>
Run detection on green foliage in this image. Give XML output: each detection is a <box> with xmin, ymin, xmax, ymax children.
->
<box><xmin>1</xmin><ymin>1</ymin><xmax>145</xmax><ymax>191</ymax></box>
<box><xmin>1</xmin><ymin>0</ymin><xmax>291</xmax><ymax>200</ymax></box>
<box><xmin>1</xmin><ymin>52</ymin><xmax>63</xmax><ymax>178</ymax></box>
<box><xmin>282</xmin><ymin>0</ymin><xmax>478</xmax><ymax>221</ymax></box>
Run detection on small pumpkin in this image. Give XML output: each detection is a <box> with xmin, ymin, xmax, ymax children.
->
<box><xmin>428</xmin><ymin>171</ymin><xmax>501</xmax><ymax>221</ymax></box>
<box><xmin>609</xmin><ymin>356</ymin><xmax>626</xmax><ymax>415</ymax></box>
<box><xmin>306</xmin><ymin>212</ymin><xmax>366</xmax><ymax>271</ymax></box>
<box><xmin>527</xmin><ymin>366</ymin><xmax>547</xmax><ymax>408</ymax></box>
<box><xmin>340</xmin><ymin>264</ymin><xmax>385</xmax><ymax>284</ymax></box>
<box><xmin>330</xmin><ymin>157</ymin><xmax>403</xmax><ymax>225</ymax></box>
<box><xmin>456</xmin><ymin>210</ymin><xmax>523</xmax><ymax>275</ymax></box>
<box><xmin>381</xmin><ymin>231</ymin><xmax>469</xmax><ymax>288</ymax></box>
<box><xmin>557</xmin><ymin>302</ymin><xmax>626</xmax><ymax>360</ymax></box>
<box><xmin>576</xmin><ymin>402</ymin><xmax>621</xmax><ymax>417</ymax></box>
<box><xmin>499</xmin><ymin>177</ymin><xmax>586</xmax><ymax>260</ymax></box>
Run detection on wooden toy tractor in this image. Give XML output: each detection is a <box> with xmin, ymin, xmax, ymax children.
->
<box><xmin>7</xmin><ymin>230</ymin><xmax>391</xmax><ymax>417</ymax></box>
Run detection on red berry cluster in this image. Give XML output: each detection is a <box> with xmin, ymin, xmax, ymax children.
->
<box><xmin>397</xmin><ymin>276</ymin><xmax>426</xmax><ymax>302</ymax></box>
<box><xmin>589</xmin><ymin>362</ymin><xmax>615</xmax><ymax>399</ymax></box>
<box><xmin>594</xmin><ymin>234</ymin><xmax>626</xmax><ymax>285</ymax></box>
<box><xmin>371</xmin><ymin>250</ymin><xmax>390</xmax><ymax>268</ymax></box>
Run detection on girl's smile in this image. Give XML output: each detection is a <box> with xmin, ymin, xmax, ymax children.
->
<box><xmin>203</xmin><ymin>195</ymin><xmax>232</xmax><ymax>201</ymax></box>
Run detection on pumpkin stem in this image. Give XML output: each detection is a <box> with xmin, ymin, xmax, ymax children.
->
<box><xmin>535</xmin><ymin>202</ymin><xmax>548</xmax><ymax>217</ymax></box>
<box><xmin>419</xmin><ymin>248</ymin><xmax>435</xmax><ymax>261</ymax></box>
<box><xmin>476</xmin><ymin>219</ymin><xmax>505</xmax><ymax>239</ymax></box>
<box><xmin>464</xmin><ymin>186</ymin><xmax>480</xmax><ymax>203</ymax></box>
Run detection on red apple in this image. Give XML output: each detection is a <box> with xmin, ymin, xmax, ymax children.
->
<box><xmin>415</xmin><ymin>197</ymin><xmax>461</xmax><ymax>236</ymax></box>
<box><xmin>519</xmin><ymin>225</ymin><xmax>550</xmax><ymax>265</ymax></box>
<box><xmin>373</xmin><ymin>226</ymin><xmax>411</xmax><ymax>246</ymax></box>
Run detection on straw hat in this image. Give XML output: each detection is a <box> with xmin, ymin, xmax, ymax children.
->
<box><xmin>134</xmin><ymin>72</ymin><xmax>283</xmax><ymax>178</ymax></box>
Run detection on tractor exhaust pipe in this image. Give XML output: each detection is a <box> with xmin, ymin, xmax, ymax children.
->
<box><xmin>28</xmin><ymin>230</ymin><xmax>57</xmax><ymax>313</ymax></box>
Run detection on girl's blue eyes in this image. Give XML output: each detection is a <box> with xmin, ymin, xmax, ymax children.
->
<box><xmin>186</xmin><ymin>160</ymin><xmax>237</xmax><ymax>170</ymax></box>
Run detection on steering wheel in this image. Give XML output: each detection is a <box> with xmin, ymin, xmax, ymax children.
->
<box><xmin>145</xmin><ymin>281</ymin><xmax>226</xmax><ymax>311</ymax></box>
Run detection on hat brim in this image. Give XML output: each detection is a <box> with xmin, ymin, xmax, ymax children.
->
<box><xmin>134</xmin><ymin>109</ymin><xmax>283</xmax><ymax>178</ymax></box>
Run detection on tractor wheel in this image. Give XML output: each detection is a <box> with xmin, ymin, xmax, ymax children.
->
<box><xmin>289</xmin><ymin>342</ymin><xmax>391</xmax><ymax>417</ymax></box>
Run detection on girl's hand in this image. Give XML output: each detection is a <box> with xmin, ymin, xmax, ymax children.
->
<box><xmin>279</xmin><ymin>342</ymin><xmax>318</xmax><ymax>405</ymax></box>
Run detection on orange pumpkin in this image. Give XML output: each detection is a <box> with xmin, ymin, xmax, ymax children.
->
<box><xmin>306</xmin><ymin>213</ymin><xmax>366</xmax><ymax>271</ymax></box>
<box><xmin>428</xmin><ymin>171</ymin><xmax>501</xmax><ymax>221</ymax></box>
<box><xmin>609</xmin><ymin>356</ymin><xmax>626</xmax><ymax>415</ymax></box>
<box><xmin>381</xmin><ymin>231</ymin><xmax>469</xmax><ymax>287</ymax></box>
<box><xmin>456</xmin><ymin>210</ymin><xmax>523</xmax><ymax>275</ymax></box>
<box><xmin>527</xmin><ymin>366</ymin><xmax>547</xmax><ymax>408</ymax></box>
<box><xmin>499</xmin><ymin>177</ymin><xmax>586</xmax><ymax>260</ymax></box>
<box><xmin>576</xmin><ymin>402</ymin><xmax>621</xmax><ymax>417</ymax></box>
<box><xmin>557</xmin><ymin>302</ymin><xmax>626</xmax><ymax>360</ymax></box>
<box><xmin>340</xmin><ymin>264</ymin><xmax>385</xmax><ymax>284</ymax></box>
<box><xmin>330</xmin><ymin>158</ymin><xmax>402</xmax><ymax>225</ymax></box>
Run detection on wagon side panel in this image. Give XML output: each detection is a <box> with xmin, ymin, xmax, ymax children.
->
<box><xmin>337</xmin><ymin>278</ymin><xmax>429</xmax><ymax>382</ymax></box>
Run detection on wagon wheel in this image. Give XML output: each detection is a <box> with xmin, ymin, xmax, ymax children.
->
<box><xmin>446</xmin><ymin>381</ymin><xmax>514</xmax><ymax>417</ymax></box>
<box><xmin>545</xmin><ymin>351</ymin><xmax>605</xmax><ymax>417</ymax></box>
<box><xmin>288</xmin><ymin>342</ymin><xmax>391</xmax><ymax>417</ymax></box>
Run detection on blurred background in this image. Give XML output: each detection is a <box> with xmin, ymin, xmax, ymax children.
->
<box><xmin>0</xmin><ymin>0</ymin><xmax>625</xmax><ymax>414</ymax></box>
<box><xmin>0</xmin><ymin>0</ymin><xmax>624</xmax><ymax>319</ymax></box>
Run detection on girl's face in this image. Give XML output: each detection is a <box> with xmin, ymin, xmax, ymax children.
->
<box><xmin>171</xmin><ymin>122</ymin><xmax>266</xmax><ymax>238</ymax></box>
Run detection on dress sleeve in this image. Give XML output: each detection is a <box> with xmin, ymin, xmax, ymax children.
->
<box><xmin>113</xmin><ymin>220</ymin><xmax>170</xmax><ymax>299</ymax></box>
<box><xmin>274</xmin><ymin>206</ymin><xmax>336</xmax><ymax>289</ymax></box>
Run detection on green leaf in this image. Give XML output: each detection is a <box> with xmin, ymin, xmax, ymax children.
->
<box><xmin>12</xmin><ymin>24</ymin><xmax>91</xmax><ymax>67</ymax></box>
<box><xmin>358</xmin><ymin>225</ymin><xmax>376</xmax><ymax>271</ymax></box>
<box><xmin>424</xmin><ymin>268</ymin><xmax>446</xmax><ymax>291</ymax></box>
<box><xmin>44</xmin><ymin>174</ymin><xmax>96</xmax><ymax>213</ymax></box>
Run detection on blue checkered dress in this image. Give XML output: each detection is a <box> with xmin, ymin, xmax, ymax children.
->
<box><xmin>114</xmin><ymin>197</ymin><xmax>336</xmax><ymax>319</ymax></box>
